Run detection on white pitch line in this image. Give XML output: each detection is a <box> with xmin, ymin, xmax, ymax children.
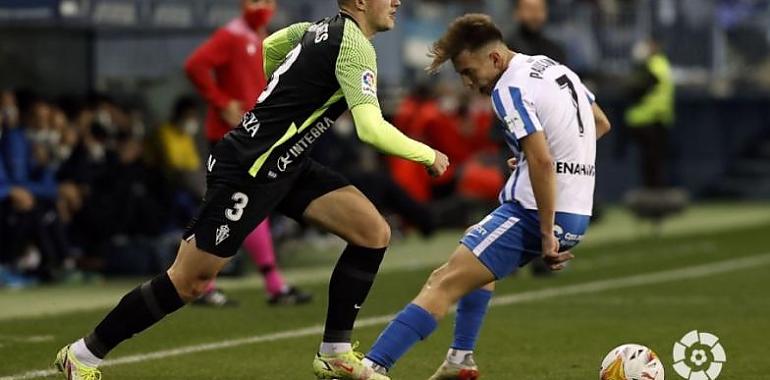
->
<box><xmin>3</xmin><ymin>253</ymin><xmax>769</xmax><ymax>380</ymax></box>
<box><xmin>0</xmin><ymin>336</ymin><xmax>53</xmax><ymax>344</ymax></box>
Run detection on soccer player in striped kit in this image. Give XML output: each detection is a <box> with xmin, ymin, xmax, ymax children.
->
<box><xmin>363</xmin><ymin>13</ymin><xmax>612</xmax><ymax>379</ymax></box>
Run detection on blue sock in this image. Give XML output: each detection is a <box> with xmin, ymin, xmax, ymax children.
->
<box><xmin>366</xmin><ymin>303</ymin><xmax>438</xmax><ymax>369</ymax></box>
<box><xmin>452</xmin><ymin>288</ymin><xmax>492</xmax><ymax>350</ymax></box>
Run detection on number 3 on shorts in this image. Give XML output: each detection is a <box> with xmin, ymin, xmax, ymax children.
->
<box><xmin>225</xmin><ymin>192</ymin><xmax>249</xmax><ymax>222</ymax></box>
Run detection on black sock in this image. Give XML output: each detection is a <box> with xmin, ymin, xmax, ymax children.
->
<box><xmin>84</xmin><ymin>272</ymin><xmax>185</xmax><ymax>358</ymax></box>
<box><xmin>323</xmin><ymin>245</ymin><xmax>386</xmax><ymax>343</ymax></box>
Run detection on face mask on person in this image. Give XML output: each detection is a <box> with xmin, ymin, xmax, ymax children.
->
<box><xmin>182</xmin><ymin>119</ymin><xmax>200</xmax><ymax>135</ymax></box>
<box><xmin>57</xmin><ymin>144</ymin><xmax>73</xmax><ymax>161</ymax></box>
<box><xmin>96</xmin><ymin>109</ymin><xmax>113</xmax><ymax>131</ymax></box>
<box><xmin>88</xmin><ymin>143</ymin><xmax>106</xmax><ymax>161</ymax></box>
<box><xmin>632</xmin><ymin>41</ymin><xmax>653</xmax><ymax>63</ymax></box>
<box><xmin>244</xmin><ymin>7</ymin><xmax>274</xmax><ymax>30</ymax></box>
<box><xmin>2</xmin><ymin>106</ymin><xmax>18</xmax><ymax>125</ymax></box>
<box><xmin>439</xmin><ymin>96</ymin><xmax>460</xmax><ymax>114</ymax></box>
<box><xmin>27</xmin><ymin>129</ymin><xmax>58</xmax><ymax>145</ymax></box>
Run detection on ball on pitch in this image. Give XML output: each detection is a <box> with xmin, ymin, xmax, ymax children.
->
<box><xmin>600</xmin><ymin>343</ymin><xmax>664</xmax><ymax>380</ymax></box>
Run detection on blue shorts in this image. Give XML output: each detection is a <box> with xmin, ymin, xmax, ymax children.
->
<box><xmin>460</xmin><ymin>202</ymin><xmax>590</xmax><ymax>279</ymax></box>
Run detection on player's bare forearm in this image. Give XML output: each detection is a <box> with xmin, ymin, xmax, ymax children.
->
<box><xmin>592</xmin><ymin>102</ymin><xmax>611</xmax><ymax>140</ymax></box>
<box><xmin>521</xmin><ymin>132</ymin><xmax>556</xmax><ymax>236</ymax></box>
<box><xmin>529</xmin><ymin>159</ymin><xmax>557</xmax><ymax>236</ymax></box>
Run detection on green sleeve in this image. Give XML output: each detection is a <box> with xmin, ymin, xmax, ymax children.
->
<box><xmin>335</xmin><ymin>20</ymin><xmax>380</xmax><ymax>110</ymax></box>
<box><xmin>350</xmin><ymin>104</ymin><xmax>436</xmax><ymax>166</ymax></box>
<box><xmin>263</xmin><ymin>22</ymin><xmax>312</xmax><ymax>80</ymax></box>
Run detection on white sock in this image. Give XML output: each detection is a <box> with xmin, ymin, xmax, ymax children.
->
<box><xmin>446</xmin><ymin>348</ymin><xmax>473</xmax><ymax>365</ymax></box>
<box><xmin>362</xmin><ymin>358</ymin><xmax>388</xmax><ymax>374</ymax></box>
<box><xmin>319</xmin><ymin>342</ymin><xmax>352</xmax><ymax>355</ymax></box>
<box><xmin>71</xmin><ymin>339</ymin><xmax>102</xmax><ymax>367</ymax></box>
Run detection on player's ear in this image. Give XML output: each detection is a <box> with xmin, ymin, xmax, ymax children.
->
<box><xmin>489</xmin><ymin>50</ymin><xmax>503</xmax><ymax>69</ymax></box>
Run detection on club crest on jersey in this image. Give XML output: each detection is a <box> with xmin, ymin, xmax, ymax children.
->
<box><xmin>215</xmin><ymin>224</ymin><xmax>230</xmax><ymax>246</ymax></box>
<box><xmin>361</xmin><ymin>70</ymin><xmax>377</xmax><ymax>98</ymax></box>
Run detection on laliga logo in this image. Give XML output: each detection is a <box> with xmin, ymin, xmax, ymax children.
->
<box><xmin>673</xmin><ymin>330</ymin><xmax>726</xmax><ymax>380</ymax></box>
<box><xmin>553</xmin><ymin>224</ymin><xmax>564</xmax><ymax>237</ymax></box>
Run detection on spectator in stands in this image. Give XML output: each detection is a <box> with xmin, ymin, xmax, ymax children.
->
<box><xmin>423</xmin><ymin>90</ymin><xmax>500</xmax><ymax>200</ymax></box>
<box><xmin>59</xmin><ymin>103</ymin><xmax>170</xmax><ymax>275</ymax></box>
<box><xmin>391</xmin><ymin>84</ymin><xmax>500</xmax><ymax>203</ymax></box>
<box><xmin>1</xmin><ymin>90</ymin><xmax>35</xmax><ymax>286</ymax></box>
<box><xmin>625</xmin><ymin>37</ymin><xmax>675</xmax><ymax>188</ymax></box>
<box><xmin>506</xmin><ymin>0</ymin><xmax>566</xmax><ymax>63</ymax></box>
<box><xmin>57</xmin><ymin>109</ymin><xmax>117</xmax><ymax>268</ymax></box>
<box><xmin>154</xmin><ymin>96</ymin><xmax>205</xmax><ymax>199</ymax></box>
<box><xmin>390</xmin><ymin>84</ymin><xmax>440</xmax><ymax>203</ymax></box>
<box><xmin>151</xmin><ymin>96</ymin><xmax>205</xmax><ymax>229</ymax></box>
<box><xmin>104</xmin><ymin>132</ymin><xmax>168</xmax><ymax>240</ymax></box>
<box><xmin>1</xmin><ymin>90</ymin><xmax>71</xmax><ymax>282</ymax></box>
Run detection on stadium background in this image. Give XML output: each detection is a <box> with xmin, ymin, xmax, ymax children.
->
<box><xmin>1</xmin><ymin>0</ymin><xmax>769</xmax><ymax>379</ymax></box>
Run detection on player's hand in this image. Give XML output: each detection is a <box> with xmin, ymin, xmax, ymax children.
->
<box><xmin>221</xmin><ymin>100</ymin><xmax>243</xmax><ymax>127</ymax></box>
<box><xmin>507</xmin><ymin>157</ymin><xmax>518</xmax><ymax>171</ymax></box>
<box><xmin>427</xmin><ymin>150</ymin><xmax>450</xmax><ymax>177</ymax></box>
<box><xmin>9</xmin><ymin>186</ymin><xmax>35</xmax><ymax>211</ymax></box>
<box><xmin>541</xmin><ymin>233</ymin><xmax>573</xmax><ymax>271</ymax></box>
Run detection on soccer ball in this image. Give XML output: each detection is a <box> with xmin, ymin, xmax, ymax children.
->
<box><xmin>600</xmin><ymin>344</ymin><xmax>665</xmax><ymax>380</ymax></box>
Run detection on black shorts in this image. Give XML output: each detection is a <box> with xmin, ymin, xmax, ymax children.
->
<box><xmin>182</xmin><ymin>153</ymin><xmax>349</xmax><ymax>258</ymax></box>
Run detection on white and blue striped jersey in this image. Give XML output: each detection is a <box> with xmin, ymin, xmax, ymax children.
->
<box><xmin>491</xmin><ymin>54</ymin><xmax>597</xmax><ymax>216</ymax></box>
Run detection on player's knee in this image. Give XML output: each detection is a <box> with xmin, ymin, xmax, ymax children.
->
<box><xmin>168</xmin><ymin>270</ymin><xmax>215</xmax><ymax>302</ymax></box>
<box><xmin>415</xmin><ymin>275</ymin><xmax>453</xmax><ymax>320</ymax></box>
<box><xmin>425</xmin><ymin>264</ymin><xmax>448</xmax><ymax>288</ymax></box>
<box><xmin>352</xmin><ymin>215</ymin><xmax>391</xmax><ymax>248</ymax></box>
<box><xmin>373</xmin><ymin>219</ymin><xmax>392</xmax><ymax>247</ymax></box>
<box><xmin>179</xmin><ymin>279</ymin><xmax>211</xmax><ymax>302</ymax></box>
<box><xmin>430</xmin><ymin>269</ymin><xmax>467</xmax><ymax>304</ymax></box>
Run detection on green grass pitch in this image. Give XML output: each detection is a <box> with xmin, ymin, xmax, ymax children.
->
<box><xmin>1</xmin><ymin>204</ymin><xmax>769</xmax><ymax>379</ymax></box>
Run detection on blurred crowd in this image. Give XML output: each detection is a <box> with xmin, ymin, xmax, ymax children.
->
<box><xmin>0</xmin><ymin>83</ymin><xmax>511</xmax><ymax>288</ymax></box>
<box><xmin>0</xmin><ymin>89</ymin><xmax>210</xmax><ymax>287</ymax></box>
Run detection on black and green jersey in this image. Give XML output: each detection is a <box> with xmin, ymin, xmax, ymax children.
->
<box><xmin>223</xmin><ymin>13</ymin><xmax>381</xmax><ymax>179</ymax></box>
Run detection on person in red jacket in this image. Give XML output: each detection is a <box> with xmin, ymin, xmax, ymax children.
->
<box><xmin>185</xmin><ymin>0</ymin><xmax>311</xmax><ymax>307</ymax></box>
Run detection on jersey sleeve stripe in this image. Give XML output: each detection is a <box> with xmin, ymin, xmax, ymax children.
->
<box><xmin>491</xmin><ymin>89</ymin><xmax>506</xmax><ymax>120</ymax></box>
<box><xmin>508</xmin><ymin>87</ymin><xmax>537</xmax><ymax>135</ymax></box>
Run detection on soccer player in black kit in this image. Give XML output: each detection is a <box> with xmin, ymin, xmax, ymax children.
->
<box><xmin>55</xmin><ymin>1</ymin><xmax>448</xmax><ymax>379</ymax></box>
